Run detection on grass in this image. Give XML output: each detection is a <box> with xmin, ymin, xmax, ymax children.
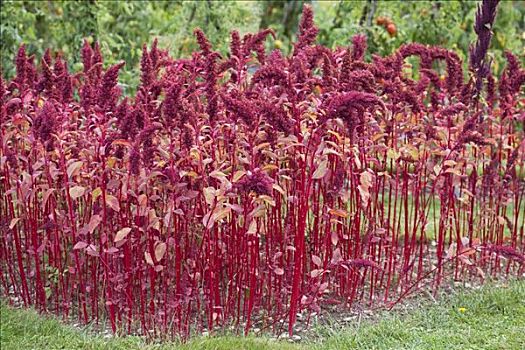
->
<box><xmin>313</xmin><ymin>279</ymin><xmax>525</xmax><ymax>350</ymax></box>
<box><xmin>1</xmin><ymin>280</ymin><xmax>524</xmax><ymax>349</ymax></box>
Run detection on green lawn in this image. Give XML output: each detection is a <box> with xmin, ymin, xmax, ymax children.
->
<box><xmin>312</xmin><ymin>280</ymin><xmax>525</xmax><ymax>350</ymax></box>
<box><xmin>1</xmin><ymin>280</ymin><xmax>524</xmax><ymax>350</ymax></box>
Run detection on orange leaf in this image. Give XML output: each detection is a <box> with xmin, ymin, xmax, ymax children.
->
<box><xmin>329</xmin><ymin>208</ymin><xmax>348</xmax><ymax>218</ymax></box>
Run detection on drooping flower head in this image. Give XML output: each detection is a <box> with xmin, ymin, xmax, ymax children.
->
<box><xmin>398</xmin><ymin>43</ymin><xmax>433</xmax><ymax>70</ymax></box>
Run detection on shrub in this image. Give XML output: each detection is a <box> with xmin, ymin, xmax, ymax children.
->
<box><xmin>0</xmin><ymin>2</ymin><xmax>524</xmax><ymax>339</ymax></box>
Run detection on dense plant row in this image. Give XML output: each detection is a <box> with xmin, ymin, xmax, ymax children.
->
<box><xmin>1</xmin><ymin>2</ymin><xmax>524</xmax><ymax>339</ymax></box>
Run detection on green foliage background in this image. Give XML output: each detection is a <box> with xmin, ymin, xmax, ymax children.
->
<box><xmin>1</xmin><ymin>0</ymin><xmax>524</xmax><ymax>86</ymax></box>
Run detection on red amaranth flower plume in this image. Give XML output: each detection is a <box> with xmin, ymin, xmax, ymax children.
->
<box><xmin>98</xmin><ymin>61</ymin><xmax>125</xmax><ymax>112</ymax></box>
<box><xmin>149</xmin><ymin>38</ymin><xmax>160</xmax><ymax>69</ymax></box>
<box><xmin>325</xmin><ymin>91</ymin><xmax>384</xmax><ymax>121</ymax></box>
<box><xmin>85</xmin><ymin>42</ymin><xmax>103</xmax><ymax>83</ymax></box>
<box><xmin>469</xmin><ymin>0</ymin><xmax>500</xmax><ymax>96</ymax></box>
<box><xmin>37</xmin><ymin>49</ymin><xmax>53</xmax><ymax>94</ymax></box>
<box><xmin>324</xmin><ymin>91</ymin><xmax>385</xmax><ymax>139</ymax></box>
<box><xmin>53</xmin><ymin>55</ymin><xmax>72</xmax><ymax>103</ymax></box>
<box><xmin>138</xmin><ymin>124</ymin><xmax>158</xmax><ymax>167</ymax></box>
<box><xmin>440</xmin><ymin>103</ymin><xmax>468</xmax><ymax>117</ymax></box>
<box><xmin>251</xmin><ymin>65</ymin><xmax>288</xmax><ymax>88</ymax></box>
<box><xmin>2</xmin><ymin>4</ymin><xmax>525</xmax><ymax>342</ymax></box>
<box><xmin>236</xmin><ymin>168</ymin><xmax>274</xmax><ymax>196</ymax></box>
<box><xmin>444</xmin><ymin>51</ymin><xmax>464</xmax><ymax>96</ymax></box>
<box><xmin>295</xmin><ymin>5</ymin><xmax>318</xmax><ymax>52</ymax></box>
<box><xmin>15</xmin><ymin>45</ymin><xmax>27</xmax><ymax>91</ymax></box>
<box><xmin>342</xmin><ymin>70</ymin><xmax>376</xmax><ymax>93</ymax></box>
<box><xmin>242</xmin><ymin>29</ymin><xmax>275</xmax><ymax>64</ymax></box>
<box><xmin>194</xmin><ymin>28</ymin><xmax>212</xmax><ymax>55</ymax></box>
<box><xmin>194</xmin><ymin>29</ymin><xmax>220</xmax><ymax>125</ymax></box>
<box><xmin>25</xmin><ymin>55</ymin><xmax>37</xmax><ymax>91</ymax></box>
<box><xmin>221</xmin><ymin>92</ymin><xmax>256</xmax><ymax>127</ymax></box>
<box><xmin>501</xmin><ymin>51</ymin><xmax>525</xmax><ymax>96</ymax></box>
<box><xmin>351</xmin><ymin>34</ymin><xmax>367</xmax><ymax>61</ymax></box>
<box><xmin>81</xmin><ymin>39</ymin><xmax>94</xmax><ymax>73</ymax></box>
<box><xmin>163</xmin><ymin>82</ymin><xmax>182</xmax><ymax>127</ymax></box>
<box><xmin>33</xmin><ymin>101</ymin><xmax>57</xmax><ymax>149</ymax></box>
<box><xmin>129</xmin><ymin>146</ymin><xmax>141</xmax><ymax>175</ymax></box>
<box><xmin>259</xmin><ymin>101</ymin><xmax>294</xmax><ymax>135</ymax></box>
<box><xmin>398</xmin><ymin>43</ymin><xmax>433</xmax><ymax>69</ymax></box>
<box><xmin>140</xmin><ymin>44</ymin><xmax>154</xmax><ymax>90</ymax></box>
<box><xmin>230</xmin><ymin>30</ymin><xmax>241</xmax><ymax>59</ymax></box>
